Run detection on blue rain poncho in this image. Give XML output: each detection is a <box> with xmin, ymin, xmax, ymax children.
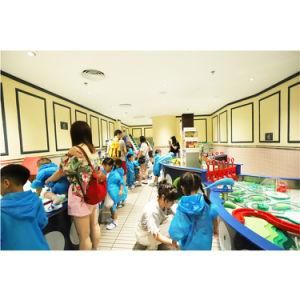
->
<box><xmin>1</xmin><ymin>191</ymin><xmax>50</xmax><ymax>250</ymax></box>
<box><xmin>115</xmin><ymin>167</ymin><xmax>124</xmax><ymax>178</ymax></box>
<box><xmin>169</xmin><ymin>194</ymin><xmax>218</xmax><ymax>250</ymax></box>
<box><xmin>126</xmin><ymin>159</ymin><xmax>135</xmax><ymax>186</ymax></box>
<box><xmin>31</xmin><ymin>162</ymin><xmax>69</xmax><ymax>194</ymax></box>
<box><xmin>153</xmin><ymin>152</ymin><xmax>174</xmax><ymax>177</ymax></box>
<box><xmin>107</xmin><ymin>169</ymin><xmax>128</xmax><ymax>205</ymax></box>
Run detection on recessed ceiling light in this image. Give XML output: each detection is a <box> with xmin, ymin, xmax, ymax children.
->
<box><xmin>250</xmin><ymin>78</ymin><xmax>254</xmax><ymax>81</ymax></box>
<box><xmin>27</xmin><ymin>51</ymin><xmax>36</xmax><ymax>57</ymax></box>
<box><xmin>160</xmin><ymin>91</ymin><xmax>167</xmax><ymax>95</ymax></box>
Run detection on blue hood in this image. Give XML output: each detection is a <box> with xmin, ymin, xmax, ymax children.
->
<box><xmin>177</xmin><ymin>194</ymin><xmax>206</xmax><ymax>215</ymax></box>
<box><xmin>1</xmin><ymin>191</ymin><xmax>42</xmax><ymax>220</ymax></box>
<box><xmin>39</xmin><ymin>162</ymin><xmax>58</xmax><ymax>171</ymax></box>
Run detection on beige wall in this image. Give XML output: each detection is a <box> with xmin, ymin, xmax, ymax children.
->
<box><xmin>0</xmin><ymin>75</ymin><xmax>117</xmax><ymax>160</ymax></box>
<box><xmin>211</xmin><ymin>74</ymin><xmax>300</xmax><ymax>147</ymax></box>
<box><xmin>130</xmin><ymin>125</ymin><xmax>153</xmax><ymax>138</ymax></box>
<box><xmin>152</xmin><ymin>115</ymin><xmax>177</xmax><ymax>153</ymax></box>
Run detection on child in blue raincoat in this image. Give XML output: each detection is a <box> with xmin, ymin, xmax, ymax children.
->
<box><xmin>1</xmin><ymin>164</ymin><xmax>50</xmax><ymax>250</ymax></box>
<box><xmin>126</xmin><ymin>152</ymin><xmax>135</xmax><ymax>189</ymax></box>
<box><xmin>150</xmin><ymin>151</ymin><xmax>174</xmax><ymax>186</ymax></box>
<box><xmin>102</xmin><ymin>157</ymin><xmax>128</xmax><ymax>230</ymax></box>
<box><xmin>31</xmin><ymin>157</ymin><xmax>69</xmax><ymax>211</ymax></box>
<box><xmin>169</xmin><ymin>172</ymin><xmax>218</xmax><ymax>250</ymax></box>
<box><xmin>115</xmin><ymin>158</ymin><xmax>125</xmax><ymax>178</ymax></box>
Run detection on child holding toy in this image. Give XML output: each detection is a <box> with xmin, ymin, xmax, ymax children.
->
<box><xmin>31</xmin><ymin>157</ymin><xmax>69</xmax><ymax>212</ymax></box>
<box><xmin>169</xmin><ymin>172</ymin><xmax>218</xmax><ymax>250</ymax></box>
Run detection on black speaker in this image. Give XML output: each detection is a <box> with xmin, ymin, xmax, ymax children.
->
<box><xmin>182</xmin><ymin>114</ymin><xmax>194</xmax><ymax>129</ymax></box>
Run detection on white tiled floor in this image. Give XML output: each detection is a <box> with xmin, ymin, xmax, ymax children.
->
<box><xmin>97</xmin><ymin>181</ymin><xmax>220</xmax><ymax>250</ymax></box>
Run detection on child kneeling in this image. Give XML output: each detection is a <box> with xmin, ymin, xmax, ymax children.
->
<box><xmin>135</xmin><ymin>180</ymin><xmax>179</xmax><ymax>250</ymax></box>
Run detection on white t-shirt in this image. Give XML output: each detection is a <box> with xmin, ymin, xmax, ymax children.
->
<box><xmin>140</xmin><ymin>142</ymin><xmax>149</xmax><ymax>159</ymax></box>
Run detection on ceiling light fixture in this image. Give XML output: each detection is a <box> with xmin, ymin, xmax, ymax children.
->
<box><xmin>27</xmin><ymin>51</ymin><xmax>36</xmax><ymax>57</ymax></box>
<box><xmin>250</xmin><ymin>78</ymin><xmax>254</xmax><ymax>81</ymax></box>
<box><xmin>81</xmin><ymin>69</ymin><xmax>105</xmax><ymax>81</ymax></box>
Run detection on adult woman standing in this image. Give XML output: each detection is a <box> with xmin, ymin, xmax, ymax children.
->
<box><xmin>138</xmin><ymin>136</ymin><xmax>151</xmax><ymax>183</ymax></box>
<box><xmin>46</xmin><ymin>121</ymin><xmax>101</xmax><ymax>250</ymax></box>
<box><xmin>169</xmin><ymin>136</ymin><xmax>180</xmax><ymax>157</ymax></box>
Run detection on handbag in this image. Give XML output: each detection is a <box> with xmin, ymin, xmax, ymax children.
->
<box><xmin>75</xmin><ymin>145</ymin><xmax>107</xmax><ymax>205</ymax></box>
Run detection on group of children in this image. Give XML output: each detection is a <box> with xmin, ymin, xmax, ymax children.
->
<box><xmin>1</xmin><ymin>146</ymin><xmax>218</xmax><ymax>250</ymax></box>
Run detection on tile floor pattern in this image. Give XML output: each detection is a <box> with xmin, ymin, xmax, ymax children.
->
<box><xmin>97</xmin><ymin>182</ymin><xmax>221</xmax><ymax>251</ymax></box>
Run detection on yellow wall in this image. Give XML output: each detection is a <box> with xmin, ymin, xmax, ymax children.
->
<box><xmin>152</xmin><ymin>115</ymin><xmax>177</xmax><ymax>153</ymax></box>
<box><xmin>1</xmin><ymin>74</ymin><xmax>118</xmax><ymax>159</ymax></box>
<box><xmin>211</xmin><ymin>74</ymin><xmax>300</xmax><ymax>147</ymax></box>
<box><xmin>130</xmin><ymin>125</ymin><xmax>153</xmax><ymax>138</ymax></box>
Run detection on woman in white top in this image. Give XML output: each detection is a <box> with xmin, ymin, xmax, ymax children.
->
<box><xmin>138</xmin><ymin>136</ymin><xmax>151</xmax><ymax>182</ymax></box>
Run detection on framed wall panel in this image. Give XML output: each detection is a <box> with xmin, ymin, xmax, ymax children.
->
<box><xmin>144</xmin><ymin>127</ymin><xmax>152</xmax><ymax>137</ymax></box>
<box><xmin>90</xmin><ymin>115</ymin><xmax>100</xmax><ymax>148</ymax></box>
<box><xmin>259</xmin><ymin>91</ymin><xmax>280</xmax><ymax>143</ymax></box>
<box><xmin>194</xmin><ymin>119</ymin><xmax>207</xmax><ymax>142</ymax></box>
<box><xmin>288</xmin><ymin>82</ymin><xmax>300</xmax><ymax>143</ymax></box>
<box><xmin>75</xmin><ymin>109</ymin><xmax>88</xmax><ymax>122</ymax></box>
<box><xmin>212</xmin><ymin>115</ymin><xmax>218</xmax><ymax>143</ymax></box>
<box><xmin>219</xmin><ymin>111</ymin><xmax>228</xmax><ymax>143</ymax></box>
<box><xmin>101</xmin><ymin>119</ymin><xmax>108</xmax><ymax>146</ymax></box>
<box><xmin>0</xmin><ymin>83</ymin><xmax>8</xmax><ymax>156</ymax></box>
<box><xmin>231</xmin><ymin>103</ymin><xmax>254</xmax><ymax>143</ymax></box>
<box><xmin>132</xmin><ymin>128</ymin><xmax>142</xmax><ymax>138</ymax></box>
<box><xmin>53</xmin><ymin>102</ymin><xmax>72</xmax><ymax>151</ymax></box>
<box><xmin>109</xmin><ymin>121</ymin><xmax>115</xmax><ymax>139</ymax></box>
<box><xmin>16</xmin><ymin>89</ymin><xmax>49</xmax><ymax>154</ymax></box>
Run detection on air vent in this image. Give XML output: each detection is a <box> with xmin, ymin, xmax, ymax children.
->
<box><xmin>81</xmin><ymin>69</ymin><xmax>105</xmax><ymax>81</ymax></box>
<box><xmin>119</xmin><ymin>104</ymin><xmax>132</xmax><ymax>107</ymax></box>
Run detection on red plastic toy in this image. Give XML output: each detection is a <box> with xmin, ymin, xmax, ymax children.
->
<box><xmin>232</xmin><ymin>208</ymin><xmax>300</xmax><ymax>235</ymax></box>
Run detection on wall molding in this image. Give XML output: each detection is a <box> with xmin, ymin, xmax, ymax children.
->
<box><xmin>218</xmin><ymin>110</ymin><xmax>228</xmax><ymax>143</ymax></box>
<box><xmin>132</xmin><ymin>128</ymin><xmax>143</xmax><ymax>138</ymax></box>
<box><xmin>53</xmin><ymin>102</ymin><xmax>72</xmax><ymax>151</ymax></box>
<box><xmin>109</xmin><ymin>121</ymin><xmax>115</xmax><ymax>139</ymax></box>
<box><xmin>75</xmin><ymin>109</ymin><xmax>88</xmax><ymax>122</ymax></box>
<box><xmin>212</xmin><ymin>144</ymin><xmax>300</xmax><ymax>151</ymax></box>
<box><xmin>231</xmin><ymin>102</ymin><xmax>254</xmax><ymax>143</ymax></box>
<box><xmin>90</xmin><ymin>115</ymin><xmax>100</xmax><ymax>148</ymax></box>
<box><xmin>175</xmin><ymin>71</ymin><xmax>299</xmax><ymax>117</ymax></box>
<box><xmin>212</xmin><ymin>115</ymin><xmax>218</xmax><ymax>143</ymax></box>
<box><xmin>259</xmin><ymin>91</ymin><xmax>281</xmax><ymax>143</ymax></box>
<box><xmin>288</xmin><ymin>82</ymin><xmax>300</xmax><ymax>143</ymax></box>
<box><xmin>101</xmin><ymin>119</ymin><xmax>108</xmax><ymax>146</ymax></box>
<box><xmin>194</xmin><ymin>118</ymin><xmax>207</xmax><ymax>143</ymax></box>
<box><xmin>16</xmin><ymin>88</ymin><xmax>50</xmax><ymax>154</ymax></box>
<box><xmin>0</xmin><ymin>83</ymin><xmax>9</xmax><ymax>156</ymax></box>
<box><xmin>0</xmin><ymin>70</ymin><xmax>116</xmax><ymax>122</ymax></box>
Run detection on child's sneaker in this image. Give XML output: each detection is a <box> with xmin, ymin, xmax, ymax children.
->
<box><xmin>45</xmin><ymin>202</ymin><xmax>63</xmax><ymax>213</ymax></box>
<box><xmin>106</xmin><ymin>221</ymin><xmax>118</xmax><ymax>230</ymax></box>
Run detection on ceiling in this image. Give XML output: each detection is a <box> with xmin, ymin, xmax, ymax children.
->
<box><xmin>1</xmin><ymin>51</ymin><xmax>299</xmax><ymax>125</ymax></box>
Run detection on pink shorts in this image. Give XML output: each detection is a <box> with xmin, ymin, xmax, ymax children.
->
<box><xmin>67</xmin><ymin>185</ymin><xmax>96</xmax><ymax>217</ymax></box>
